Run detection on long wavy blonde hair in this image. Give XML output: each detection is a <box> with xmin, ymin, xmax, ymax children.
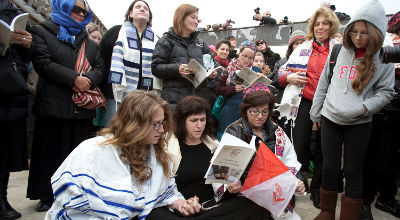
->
<box><xmin>99</xmin><ymin>91</ymin><xmax>173</xmax><ymax>184</ymax></box>
<box><xmin>343</xmin><ymin>21</ymin><xmax>384</xmax><ymax>94</ymax></box>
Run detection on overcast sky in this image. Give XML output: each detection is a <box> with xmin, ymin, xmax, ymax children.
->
<box><xmin>87</xmin><ymin>0</ymin><xmax>399</xmax><ymax>37</ymax></box>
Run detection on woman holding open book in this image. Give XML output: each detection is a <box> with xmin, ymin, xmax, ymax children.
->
<box><xmin>225</xmin><ymin>83</ymin><xmax>305</xmax><ymax>219</ymax></box>
<box><xmin>0</xmin><ymin>1</ymin><xmax>32</xmax><ymax>219</ymax></box>
<box><xmin>216</xmin><ymin>41</ymin><xmax>257</xmax><ymax>140</ymax></box>
<box><xmin>152</xmin><ymin>4</ymin><xmax>214</xmax><ymax>111</ymax></box>
<box><xmin>147</xmin><ymin>96</ymin><xmax>272</xmax><ymax>220</ymax></box>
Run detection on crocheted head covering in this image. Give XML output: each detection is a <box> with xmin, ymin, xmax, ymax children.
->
<box><xmin>387</xmin><ymin>11</ymin><xmax>400</xmax><ymax>34</ymax></box>
<box><xmin>288</xmin><ymin>30</ymin><xmax>306</xmax><ymax>47</ymax></box>
<box><xmin>243</xmin><ymin>83</ymin><xmax>271</xmax><ymax>99</ymax></box>
<box><xmin>239</xmin><ymin>41</ymin><xmax>257</xmax><ymax>53</ymax></box>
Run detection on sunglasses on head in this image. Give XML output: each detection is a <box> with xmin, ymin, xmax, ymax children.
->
<box><xmin>72</xmin><ymin>5</ymin><xmax>88</xmax><ymax>16</ymax></box>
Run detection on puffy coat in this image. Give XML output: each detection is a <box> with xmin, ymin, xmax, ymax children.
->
<box><xmin>152</xmin><ymin>28</ymin><xmax>212</xmax><ymax>105</ymax></box>
<box><xmin>31</xmin><ymin>20</ymin><xmax>104</xmax><ymax>119</ymax></box>
<box><xmin>0</xmin><ymin>7</ymin><xmax>30</xmax><ymax>121</ymax></box>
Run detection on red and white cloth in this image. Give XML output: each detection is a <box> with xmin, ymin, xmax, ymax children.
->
<box><xmin>241</xmin><ymin>141</ymin><xmax>298</xmax><ymax>218</ymax></box>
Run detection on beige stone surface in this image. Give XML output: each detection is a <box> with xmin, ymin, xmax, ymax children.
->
<box><xmin>7</xmin><ymin>171</ymin><xmax>399</xmax><ymax>220</ymax></box>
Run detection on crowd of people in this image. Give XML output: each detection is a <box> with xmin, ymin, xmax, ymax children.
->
<box><xmin>1</xmin><ymin>0</ymin><xmax>399</xmax><ymax>219</ymax></box>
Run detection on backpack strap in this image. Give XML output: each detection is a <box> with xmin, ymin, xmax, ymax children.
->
<box><xmin>328</xmin><ymin>44</ymin><xmax>342</xmax><ymax>85</ymax></box>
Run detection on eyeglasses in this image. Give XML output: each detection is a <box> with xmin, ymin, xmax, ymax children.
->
<box><xmin>153</xmin><ymin>120</ymin><xmax>166</xmax><ymax>130</ymax></box>
<box><xmin>256</xmin><ymin>41</ymin><xmax>265</xmax><ymax>46</ymax></box>
<box><xmin>248</xmin><ymin>109</ymin><xmax>269</xmax><ymax>116</ymax></box>
<box><xmin>72</xmin><ymin>5</ymin><xmax>88</xmax><ymax>16</ymax></box>
<box><xmin>349</xmin><ymin>32</ymin><xmax>369</xmax><ymax>40</ymax></box>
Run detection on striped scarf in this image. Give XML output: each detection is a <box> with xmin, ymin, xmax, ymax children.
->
<box><xmin>276</xmin><ymin>39</ymin><xmax>336</xmax><ymax>125</ymax></box>
<box><xmin>108</xmin><ymin>22</ymin><xmax>160</xmax><ymax>103</ymax></box>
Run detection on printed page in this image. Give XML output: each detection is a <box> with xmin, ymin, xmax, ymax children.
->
<box><xmin>10</xmin><ymin>13</ymin><xmax>28</xmax><ymax>31</ymax></box>
<box><xmin>205</xmin><ymin>133</ymin><xmax>256</xmax><ymax>184</ymax></box>
<box><xmin>182</xmin><ymin>59</ymin><xmax>207</xmax><ymax>88</ymax></box>
<box><xmin>0</xmin><ymin>20</ymin><xmax>11</xmax><ymax>56</ymax></box>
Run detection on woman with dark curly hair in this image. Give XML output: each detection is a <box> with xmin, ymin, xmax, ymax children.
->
<box><xmin>147</xmin><ymin>95</ymin><xmax>272</xmax><ymax>220</ymax></box>
<box><xmin>224</xmin><ymin>83</ymin><xmax>305</xmax><ymax>219</ymax></box>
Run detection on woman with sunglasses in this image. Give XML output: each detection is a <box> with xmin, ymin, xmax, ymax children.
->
<box><xmin>276</xmin><ymin>7</ymin><xmax>340</xmax><ymax>209</ymax></box>
<box><xmin>216</xmin><ymin>41</ymin><xmax>258</xmax><ymax>140</ymax></box>
<box><xmin>310</xmin><ymin>1</ymin><xmax>395</xmax><ymax>218</ymax></box>
<box><xmin>147</xmin><ymin>96</ymin><xmax>272</xmax><ymax>220</ymax></box>
<box><xmin>224</xmin><ymin>83</ymin><xmax>305</xmax><ymax>219</ymax></box>
<box><xmin>27</xmin><ymin>0</ymin><xmax>104</xmax><ymax>212</ymax></box>
<box><xmin>45</xmin><ymin>90</ymin><xmax>200</xmax><ymax>219</ymax></box>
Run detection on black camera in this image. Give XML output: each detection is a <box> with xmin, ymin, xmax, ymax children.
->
<box><xmin>380</xmin><ymin>44</ymin><xmax>400</xmax><ymax>64</ymax></box>
<box><xmin>227</xmin><ymin>19</ymin><xmax>235</xmax><ymax>24</ymax></box>
<box><xmin>253</xmin><ymin>7</ymin><xmax>260</xmax><ymax>21</ymax></box>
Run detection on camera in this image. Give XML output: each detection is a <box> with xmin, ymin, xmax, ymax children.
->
<box><xmin>253</xmin><ymin>7</ymin><xmax>260</xmax><ymax>21</ymax></box>
<box><xmin>227</xmin><ymin>19</ymin><xmax>235</xmax><ymax>24</ymax></box>
<box><xmin>282</xmin><ymin>16</ymin><xmax>289</xmax><ymax>24</ymax></box>
<box><xmin>380</xmin><ymin>44</ymin><xmax>400</xmax><ymax>64</ymax></box>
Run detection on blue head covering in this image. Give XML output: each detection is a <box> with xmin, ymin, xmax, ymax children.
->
<box><xmin>50</xmin><ymin>0</ymin><xmax>93</xmax><ymax>44</ymax></box>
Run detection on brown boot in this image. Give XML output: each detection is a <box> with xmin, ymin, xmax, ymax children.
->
<box><xmin>339</xmin><ymin>195</ymin><xmax>362</xmax><ymax>220</ymax></box>
<box><xmin>314</xmin><ymin>188</ymin><xmax>338</xmax><ymax>220</ymax></box>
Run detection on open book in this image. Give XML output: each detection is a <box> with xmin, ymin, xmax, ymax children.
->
<box><xmin>230</xmin><ymin>67</ymin><xmax>272</xmax><ymax>88</ymax></box>
<box><xmin>182</xmin><ymin>59</ymin><xmax>222</xmax><ymax>88</ymax></box>
<box><xmin>0</xmin><ymin>13</ymin><xmax>29</xmax><ymax>56</ymax></box>
<box><xmin>204</xmin><ymin>133</ymin><xmax>256</xmax><ymax>184</ymax></box>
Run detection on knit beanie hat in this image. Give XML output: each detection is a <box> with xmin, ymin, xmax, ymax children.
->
<box><xmin>239</xmin><ymin>41</ymin><xmax>257</xmax><ymax>53</ymax></box>
<box><xmin>243</xmin><ymin>83</ymin><xmax>271</xmax><ymax>99</ymax></box>
<box><xmin>387</xmin><ymin>11</ymin><xmax>400</xmax><ymax>34</ymax></box>
<box><xmin>288</xmin><ymin>30</ymin><xmax>306</xmax><ymax>47</ymax></box>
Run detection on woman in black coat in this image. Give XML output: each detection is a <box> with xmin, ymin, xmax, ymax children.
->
<box><xmin>152</xmin><ymin>4</ymin><xmax>214</xmax><ymax>111</ymax></box>
<box><xmin>0</xmin><ymin>1</ymin><xmax>32</xmax><ymax>218</ymax></box>
<box><xmin>27</xmin><ymin>0</ymin><xmax>104</xmax><ymax>211</ymax></box>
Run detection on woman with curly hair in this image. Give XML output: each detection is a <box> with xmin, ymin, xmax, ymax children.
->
<box><xmin>45</xmin><ymin>91</ymin><xmax>200</xmax><ymax>219</ymax></box>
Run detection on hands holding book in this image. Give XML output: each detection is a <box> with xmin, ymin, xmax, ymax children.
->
<box><xmin>11</xmin><ymin>30</ymin><xmax>32</xmax><ymax>48</ymax></box>
<box><xmin>179</xmin><ymin>64</ymin><xmax>194</xmax><ymax>75</ymax></box>
<box><xmin>226</xmin><ymin>181</ymin><xmax>242</xmax><ymax>193</ymax></box>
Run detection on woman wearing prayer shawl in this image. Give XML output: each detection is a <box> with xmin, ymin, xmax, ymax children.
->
<box><xmin>27</xmin><ymin>0</ymin><xmax>104</xmax><ymax>212</ymax></box>
<box><xmin>45</xmin><ymin>90</ymin><xmax>200</xmax><ymax>219</ymax></box>
<box><xmin>101</xmin><ymin>0</ymin><xmax>161</xmax><ymax>123</ymax></box>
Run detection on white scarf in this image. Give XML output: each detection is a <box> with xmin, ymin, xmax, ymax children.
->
<box><xmin>276</xmin><ymin>39</ymin><xmax>337</xmax><ymax>126</ymax></box>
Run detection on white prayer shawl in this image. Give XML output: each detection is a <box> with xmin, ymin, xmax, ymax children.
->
<box><xmin>108</xmin><ymin>22</ymin><xmax>162</xmax><ymax>103</ymax></box>
<box><xmin>276</xmin><ymin>39</ymin><xmax>337</xmax><ymax>125</ymax></box>
<box><xmin>45</xmin><ymin>136</ymin><xmax>183</xmax><ymax>220</ymax></box>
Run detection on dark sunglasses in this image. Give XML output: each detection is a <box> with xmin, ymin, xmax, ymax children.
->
<box><xmin>256</xmin><ymin>41</ymin><xmax>265</xmax><ymax>46</ymax></box>
<box><xmin>72</xmin><ymin>5</ymin><xmax>88</xmax><ymax>16</ymax></box>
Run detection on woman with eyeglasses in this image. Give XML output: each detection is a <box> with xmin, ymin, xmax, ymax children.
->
<box><xmin>276</xmin><ymin>7</ymin><xmax>340</xmax><ymax>209</ymax></box>
<box><xmin>147</xmin><ymin>96</ymin><xmax>272</xmax><ymax>220</ymax></box>
<box><xmin>216</xmin><ymin>41</ymin><xmax>259</xmax><ymax>140</ymax></box>
<box><xmin>152</xmin><ymin>4</ymin><xmax>215</xmax><ymax>111</ymax></box>
<box><xmin>310</xmin><ymin>1</ymin><xmax>395</xmax><ymax>219</ymax></box>
<box><xmin>224</xmin><ymin>83</ymin><xmax>305</xmax><ymax>219</ymax></box>
<box><xmin>27</xmin><ymin>0</ymin><xmax>104</xmax><ymax>211</ymax></box>
<box><xmin>45</xmin><ymin>90</ymin><xmax>200</xmax><ymax>219</ymax></box>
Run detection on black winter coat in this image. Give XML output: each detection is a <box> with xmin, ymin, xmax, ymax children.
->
<box><xmin>31</xmin><ymin>20</ymin><xmax>104</xmax><ymax>119</ymax></box>
<box><xmin>262</xmin><ymin>47</ymin><xmax>281</xmax><ymax>71</ymax></box>
<box><xmin>152</xmin><ymin>28</ymin><xmax>212</xmax><ymax>105</ymax></box>
<box><xmin>0</xmin><ymin>7</ymin><xmax>30</xmax><ymax>121</ymax></box>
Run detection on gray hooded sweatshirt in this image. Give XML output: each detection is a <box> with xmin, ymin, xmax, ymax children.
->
<box><xmin>309</xmin><ymin>0</ymin><xmax>395</xmax><ymax>125</ymax></box>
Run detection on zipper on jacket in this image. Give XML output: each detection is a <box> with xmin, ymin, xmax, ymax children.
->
<box><xmin>12</xmin><ymin>62</ymin><xmax>18</xmax><ymax>72</ymax></box>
